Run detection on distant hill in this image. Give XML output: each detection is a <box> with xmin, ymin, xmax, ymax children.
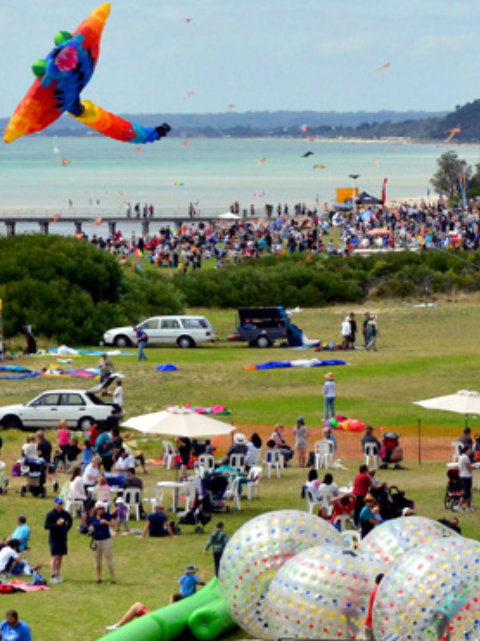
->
<box><xmin>3</xmin><ymin>102</ymin><xmax>480</xmax><ymax>141</ymax></box>
<box><xmin>0</xmin><ymin>108</ymin><xmax>446</xmax><ymax>139</ymax></box>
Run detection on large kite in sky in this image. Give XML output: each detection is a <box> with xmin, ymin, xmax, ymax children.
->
<box><xmin>4</xmin><ymin>3</ymin><xmax>170</xmax><ymax>145</ymax></box>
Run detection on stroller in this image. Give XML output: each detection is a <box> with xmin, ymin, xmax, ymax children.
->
<box><xmin>371</xmin><ymin>484</ymin><xmax>415</xmax><ymax>520</ymax></box>
<box><xmin>379</xmin><ymin>433</ymin><xmax>404</xmax><ymax>469</ymax></box>
<box><xmin>178</xmin><ymin>494</ymin><xmax>212</xmax><ymax>534</ymax></box>
<box><xmin>20</xmin><ymin>456</ymin><xmax>47</xmax><ymax>498</ymax></box>
<box><xmin>201</xmin><ymin>473</ymin><xmax>231</xmax><ymax>513</ymax></box>
<box><xmin>444</xmin><ymin>468</ymin><xmax>464</xmax><ymax>511</ymax></box>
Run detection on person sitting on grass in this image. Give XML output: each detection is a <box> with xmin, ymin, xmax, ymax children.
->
<box><xmin>6</xmin><ymin>516</ymin><xmax>30</xmax><ymax>552</ymax></box>
<box><xmin>173</xmin><ymin>565</ymin><xmax>205</xmax><ymax>601</ymax></box>
<box><xmin>140</xmin><ymin>505</ymin><xmax>176</xmax><ymax>538</ymax></box>
<box><xmin>0</xmin><ymin>540</ymin><xmax>27</xmax><ymax>576</ymax></box>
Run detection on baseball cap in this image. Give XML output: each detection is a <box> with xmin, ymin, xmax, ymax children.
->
<box><xmin>54</xmin><ymin>497</ymin><xmax>64</xmax><ymax>504</ymax></box>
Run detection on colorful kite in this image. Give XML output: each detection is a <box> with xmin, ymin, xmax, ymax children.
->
<box><xmin>257</xmin><ymin>157</ymin><xmax>267</xmax><ymax>164</ymax></box>
<box><xmin>445</xmin><ymin>127</ymin><xmax>461</xmax><ymax>143</ymax></box>
<box><xmin>4</xmin><ymin>3</ymin><xmax>171</xmax><ymax>145</ymax></box>
<box><xmin>313</xmin><ymin>164</ymin><xmax>326</xmax><ymax>169</ymax></box>
<box><xmin>227</xmin><ymin>104</ymin><xmax>236</xmax><ymax>110</ymax></box>
<box><xmin>61</xmin><ymin>158</ymin><xmax>71</xmax><ymax>166</ymax></box>
<box><xmin>375</xmin><ymin>62</ymin><xmax>390</xmax><ymax>72</ymax></box>
<box><xmin>182</xmin><ymin>141</ymin><xmax>189</xmax><ymax>146</ymax></box>
<box><xmin>174</xmin><ymin>181</ymin><xmax>184</xmax><ymax>187</ymax></box>
<box><xmin>302</xmin><ymin>151</ymin><xmax>313</xmax><ymax>157</ymax></box>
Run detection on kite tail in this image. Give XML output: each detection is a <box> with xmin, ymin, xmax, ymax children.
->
<box><xmin>69</xmin><ymin>99</ymin><xmax>170</xmax><ymax>143</ymax></box>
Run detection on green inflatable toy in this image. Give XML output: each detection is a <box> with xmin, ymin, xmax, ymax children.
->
<box><xmin>96</xmin><ymin>578</ymin><xmax>235</xmax><ymax>641</ymax></box>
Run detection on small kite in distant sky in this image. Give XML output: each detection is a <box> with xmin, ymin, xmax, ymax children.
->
<box><xmin>185</xmin><ymin>17</ymin><xmax>193</xmax><ymax>22</ymax></box>
<box><xmin>253</xmin><ymin>191</ymin><xmax>266</xmax><ymax>198</ymax></box>
<box><xmin>445</xmin><ymin>127</ymin><xmax>461</xmax><ymax>143</ymax></box>
<box><xmin>302</xmin><ymin>151</ymin><xmax>313</xmax><ymax>157</ymax></box>
<box><xmin>313</xmin><ymin>164</ymin><xmax>326</xmax><ymax>169</ymax></box>
<box><xmin>135</xmin><ymin>147</ymin><xmax>142</xmax><ymax>153</ymax></box>
<box><xmin>94</xmin><ymin>217</ymin><xmax>103</xmax><ymax>225</ymax></box>
<box><xmin>257</xmin><ymin>157</ymin><xmax>267</xmax><ymax>164</ymax></box>
<box><xmin>184</xmin><ymin>91</ymin><xmax>194</xmax><ymax>99</ymax></box>
<box><xmin>174</xmin><ymin>180</ymin><xmax>184</xmax><ymax>187</ymax></box>
<box><xmin>307</xmin><ymin>137</ymin><xmax>315</xmax><ymax>142</ymax></box>
<box><xmin>50</xmin><ymin>214</ymin><xmax>62</xmax><ymax>222</ymax></box>
<box><xmin>61</xmin><ymin>158</ymin><xmax>71</xmax><ymax>166</ymax></box>
<box><xmin>227</xmin><ymin>104</ymin><xmax>236</xmax><ymax>110</ymax></box>
<box><xmin>372</xmin><ymin>159</ymin><xmax>380</xmax><ymax>166</ymax></box>
<box><xmin>375</xmin><ymin>62</ymin><xmax>390</xmax><ymax>72</ymax></box>
<box><xmin>182</xmin><ymin>141</ymin><xmax>189</xmax><ymax>146</ymax></box>
<box><xmin>300</xmin><ymin>124</ymin><xmax>310</xmax><ymax>133</ymax></box>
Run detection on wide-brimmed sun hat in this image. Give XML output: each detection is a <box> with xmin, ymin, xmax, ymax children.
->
<box><xmin>185</xmin><ymin>565</ymin><xmax>198</xmax><ymax>575</ymax></box>
<box><xmin>234</xmin><ymin>433</ymin><xmax>247</xmax><ymax>445</ymax></box>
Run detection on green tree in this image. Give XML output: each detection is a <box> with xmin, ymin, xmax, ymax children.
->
<box><xmin>430</xmin><ymin>151</ymin><xmax>469</xmax><ymax>199</ymax></box>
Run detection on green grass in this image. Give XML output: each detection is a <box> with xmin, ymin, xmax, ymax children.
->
<box><xmin>1</xmin><ymin>296</ymin><xmax>480</xmax><ymax>640</ymax></box>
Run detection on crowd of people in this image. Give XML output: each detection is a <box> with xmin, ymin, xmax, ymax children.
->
<box><xmin>80</xmin><ymin>197</ymin><xmax>480</xmax><ymax>273</ymax></box>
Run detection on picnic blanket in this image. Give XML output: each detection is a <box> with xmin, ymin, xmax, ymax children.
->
<box><xmin>156</xmin><ymin>364</ymin><xmax>179</xmax><ymax>372</ymax></box>
<box><xmin>244</xmin><ymin>358</ymin><xmax>346</xmax><ymax>371</ymax></box>
<box><xmin>9</xmin><ymin>580</ymin><xmax>49</xmax><ymax>592</ymax></box>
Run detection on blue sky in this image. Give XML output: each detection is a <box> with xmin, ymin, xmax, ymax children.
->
<box><xmin>1</xmin><ymin>0</ymin><xmax>478</xmax><ymax>118</ymax></box>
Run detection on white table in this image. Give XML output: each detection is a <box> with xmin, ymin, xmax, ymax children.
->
<box><xmin>156</xmin><ymin>481</ymin><xmax>191</xmax><ymax>513</ymax></box>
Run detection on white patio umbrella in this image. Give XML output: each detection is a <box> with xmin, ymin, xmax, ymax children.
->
<box><xmin>217</xmin><ymin>212</ymin><xmax>241</xmax><ymax>220</ymax></box>
<box><xmin>413</xmin><ymin>390</ymin><xmax>480</xmax><ymax>419</ymax></box>
<box><xmin>122</xmin><ymin>405</ymin><xmax>235</xmax><ymax>438</ymax></box>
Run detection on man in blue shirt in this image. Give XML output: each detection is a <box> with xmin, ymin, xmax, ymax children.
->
<box><xmin>0</xmin><ymin>610</ymin><xmax>32</xmax><ymax>641</ymax></box>
<box><xmin>134</xmin><ymin>326</ymin><xmax>148</xmax><ymax>362</ymax></box>
<box><xmin>7</xmin><ymin>516</ymin><xmax>30</xmax><ymax>552</ymax></box>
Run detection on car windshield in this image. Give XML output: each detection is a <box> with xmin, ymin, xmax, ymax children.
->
<box><xmin>181</xmin><ymin>318</ymin><xmax>208</xmax><ymax>329</ymax></box>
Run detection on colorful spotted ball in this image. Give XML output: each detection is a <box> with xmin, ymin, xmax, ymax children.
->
<box><xmin>373</xmin><ymin>536</ymin><xmax>480</xmax><ymax>641</ymax></box>
<box><xmin>359</xmin><ymin>516</ymin><xmax>457</xmax><ymax>566</ymax></box>
<box><xmin>265</xmin><ymin>545</ymin><xmax>383</xmax><ymax>640</ymax></box>
<box><xmin>218</xmin><ymin>510</ymin><xmax>343</xmax><ymax>639</ymax></box>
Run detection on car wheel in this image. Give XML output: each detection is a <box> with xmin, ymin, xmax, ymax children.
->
<box><xmin>1</xmin><ymin>414</ymin><xmax>23</xmax><ymax>430</ymax></box>
<box><xmin>114</xmin><ymin>335</ymin><xmax>131</xmax><ymax>348</ymax></box>
<box><xmin>255</xmin><ymin>335</ymin><xmax>272</xmax><ymax>348</ymax></box>
<box><xmin>78</xmin><ymin>416</ymin><xmax>95</xmax><ymax>431</ymax></box>
<box><xmin>177</xmin><ymin>335</ymin><xmax>195</xmax><ymax>348</ymax></box>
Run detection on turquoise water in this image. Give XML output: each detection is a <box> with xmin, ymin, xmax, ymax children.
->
<box><xmin>1</xmin><ymin>136</ymin><xmax>480</xmax><ymax>215</ymax></box>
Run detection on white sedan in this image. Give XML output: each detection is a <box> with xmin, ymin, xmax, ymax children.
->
<box><xmin>0</xmin><ymin>386</ymin><xmax>121</xmax><ymax>430</ymax></box>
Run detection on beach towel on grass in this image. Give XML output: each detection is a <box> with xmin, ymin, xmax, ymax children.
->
<box><xmin>9</xmin><ymin>580</ymin><xmax>49</xmax><ymax>592</ymax></box>
<box><xmin>244</xmin><ymin>358</ymin><xmax>346</xmax><ymax>370</ymax></box>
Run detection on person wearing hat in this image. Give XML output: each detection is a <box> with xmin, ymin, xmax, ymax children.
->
<box><xmin>44</xmin><ymin>497</ymin><xmax>73</xmax><ymax>584</ymax></box>
<box><xmin>177</xmin><ymin>565</ymin><xmax>205</xmax><ymax>598</ymax></box>
<box><xmin>293</xmin><ymin>417</ymin><xmax>309</xmax><ymax>467</ymax></box>
<box><xmin>88</xmin><ymin>501</ymin><xmax>115</xmax><ymax>583</ymax></box>
<box><xmin>112</xmin><ymin>497</ymin><xmax>130</xmax><ymax>534</ymax></box>
<box><xmin>323</xmin><ymin>372</ymin><xmax>336</xmax><ymax>421</ymax></box>
<box><xmin>227</xmin><ymin>433</ymin><xmax>248</xmax><ymax>463</ymax></box>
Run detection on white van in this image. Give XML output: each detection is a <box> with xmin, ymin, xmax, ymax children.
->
<box><xmin>103</xmin><ymin>315</ymin><xmax>215</xmax><ymax>348</ymax></box>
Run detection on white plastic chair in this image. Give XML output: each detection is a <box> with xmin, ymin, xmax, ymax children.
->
<box><xmin>265</xmin><ymin>450</ymin><xmax>284</xmax><ymax>478</ymax></box>
<box><xmin>230</xmin><ymin>453</ymin><xmax>246</xmax><ymax>473</ymax></box>
<box><xmin>177</xmin><ymin>481</ymin><xmax>198</xmax><ymax>516</ymax></box>
<box><xmin>142</xmin><ymin>486</ymin><xmax>164</xmax><ymax>513</ymax></box>
<box><xmin>198</xmin><ymin>454</ymin><xmax>215</xmax><ymax>476</ymax></box>
<box><xmin>162</xmin><ymin>440</ymin><xmax>176</xmax><ymax>470</ymax></box>
<box><xmin>314</xmin><ymin>440</ymin><xmax>334</xmax><ymax>470</ymax></box>
<box><xmin>123</xmin><ymin>488</ymin><xmax>142</xmax><ymax>520</ymax></box>
<box><xmin>61</xmin><ymin>483</ymin><xmax>84</xmax><ymax>517</ymax></box>
<box><xmin>451</xmin><ymin>441</ymin><xmax>463</xmax><ymax>463</ymax></box>
<box><xmin>333</xmin><ymin>513</ymin><xmax>355</xmax><ymax>532</ymax></box>
<box><xmin>305</xmin><ymin>487</ymin><xmax>332</xmax><ymax>516</ymax></box>
<box><xmin>364</xmin><ymin>443</ymin><xmax>379</xmax><ymax>469</ymax></box>
<box><xmin>246</xmin><ymin>466</ymin><xmax>263</xmax><ymax>499</ymax></box>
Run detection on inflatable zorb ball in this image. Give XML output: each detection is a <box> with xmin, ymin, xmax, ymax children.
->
<box><xmin>373</xmin><ymin>536</ymin><xmax>480</xmax><ymax>641</ymax></box>
<box><xmin>265</xmin><ymin>545</ymin><xmax>383</xmax><ymax>640</ymax></box>
<box><xmin>218</xmin><ymin>510</ymin><xmax>343</xmax><ymax>639</ymax></box>
<box><xmin>359</xmin><ymin>516</ymin><xmax>457</xmax><ymax>566</ymax></box>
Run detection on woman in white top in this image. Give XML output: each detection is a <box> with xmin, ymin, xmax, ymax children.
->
<box><xmin>22</xmin><ymin>435</ymin><xmax>38</xmax><ymax>459</ymax></box>
<box><xmin>112</xmin><ymin>379</ymin><xmax>123</xmax><ymax>409</ymax></box>
<box><xmin>245</xmin><ymin>433</ymin><xmax>263</xmax><ymax>468</ymax></box>
<box><xmin>317</xmin><ymin>473</ymin><xmax>339</xmax><ymax>500</ymax></box>
<box><xmin>70</xmin><ymin>466</ymin><xmax>87</xmax><ymax>501</ymax></box>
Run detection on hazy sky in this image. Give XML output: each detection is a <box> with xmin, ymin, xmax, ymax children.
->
<box><xmin>1</xmin><ymin>1</ymin><xmax>478</xmax><ymax>118</ymax></box>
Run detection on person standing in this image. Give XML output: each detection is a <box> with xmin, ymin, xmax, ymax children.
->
<box><xmin>97</xmin><ymin>354</ymin><xmax>114</xmax><ymax>396</ymax></box>
<box><xmin>44</xmin><ymin>497</ymin><xmax>72</xmax><ymax>584</ymax></box>
<box><xmin>0</xmin><ymin>610</ymin><xmax>32</xmax><ymax>641</ymax></box>
<box><xmin>88</xmin><ymin>501</ymin><xmax>115</xmax><ymax>584</ymax></box>
<box><xmin>204</xmin><ymin>522</ymin><xmax>229</xmax><ymax>577</ymax></box>
<box><xmin>95</xmin><ymin>428</ymin><xmax>113</xmax><ymax>472</ymax></box>
<box><xmin>364</xmin><ymin>574</ymin><xmax>384</xmax><ymax>640</ymax></box>
<box><xmin>341</xmin><ymin>316</ymin><xmax>351</xmax><ymax>350</ymax></box>
<box><xmin>457</xmin><ymin>445</ymin><xmax>473</xmax><ymax>512</ymax></box>
<box><xmin>348</xmin><ymin>312</ymin><xmax>357</xmax><ymax>349</ymax></box>
<box><xmin>366</xmin><ymin>315</ymin><xmax>379</xmax><ymax>351</ymax></box>
<box><xmin>134</xmin><ymin>326</ymin><xmax>148</xmax><ymax>362</ymax></box>
<box><xmin>323</xmin><ymin>372</ymin><xmax>336</xmax><ymax>420</ymax></box>
<box><xmin>293</xmin><ymin>417</ymin><xmax>309</xmax><ymax>467</ymax></box>
<box><xmin>362</xmin><ymin>312</ymin><xmax>370</xmax><ymax>348</ymax></box>
<box><xmin>112</xmin><ymin>379</ymin><xmax>123</xmax><ymax>411</ymax></box>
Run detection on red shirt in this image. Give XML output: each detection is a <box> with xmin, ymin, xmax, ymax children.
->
<box><xmin>329</xmin><ymin>498</ymin><xmax>355</xmax><ymax>523</ymax></box>
<box><xmin>353</xmin><ymin>473</ymin><xmax>371</xmax><ymax>497</ymax></box>
<box><xmin>365</xmin><ymin>585</ymin><xmax>378</xmax><ymax>628</ymax></box>
<box><xmin>89</xmin><ymin>426</ymin><xmax>99</xmax><ymax>447</ymax></box>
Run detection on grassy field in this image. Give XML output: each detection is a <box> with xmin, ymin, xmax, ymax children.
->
<box><xmin>0</xmin><ymin>297</ymin><xmax>479</xmax><ymax>640</ymax></box>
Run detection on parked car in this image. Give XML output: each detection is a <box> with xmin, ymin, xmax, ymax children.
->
<box><xmin>0</xmin><ymin>382</ymin><xmax>122</xmax><ymax>430</ymax></box>
<box><xmin>103</xmin><ymin>315</ymin><xmax>216</xmax><ymax>348</ymax></box>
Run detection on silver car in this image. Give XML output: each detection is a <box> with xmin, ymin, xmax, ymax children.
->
<box><xmin>103</xmin><ymin>315</ymin><xmax>216</xmax><ymax>348</ymax></box>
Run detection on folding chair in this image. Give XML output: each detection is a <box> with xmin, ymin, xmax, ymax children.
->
<box><xmin>123</xmin><ymin>488</ymin><xmax>142</xmax><ymax>521</ymax></box>
<box><xmin>314</xmin><ymin>440</ymin><xmax>334</xmax><ymax>470</ymax></box>
<box><xmin>265</xmin><ymin>450</ymin><xmax>283</xmax><ymax>478</ymax></box>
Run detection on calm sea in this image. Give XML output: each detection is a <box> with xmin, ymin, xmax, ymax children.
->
<box><xmin>1</xmin><ymin>136</ymin><xmax>479</xmax><ymax>235</ymax></box>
